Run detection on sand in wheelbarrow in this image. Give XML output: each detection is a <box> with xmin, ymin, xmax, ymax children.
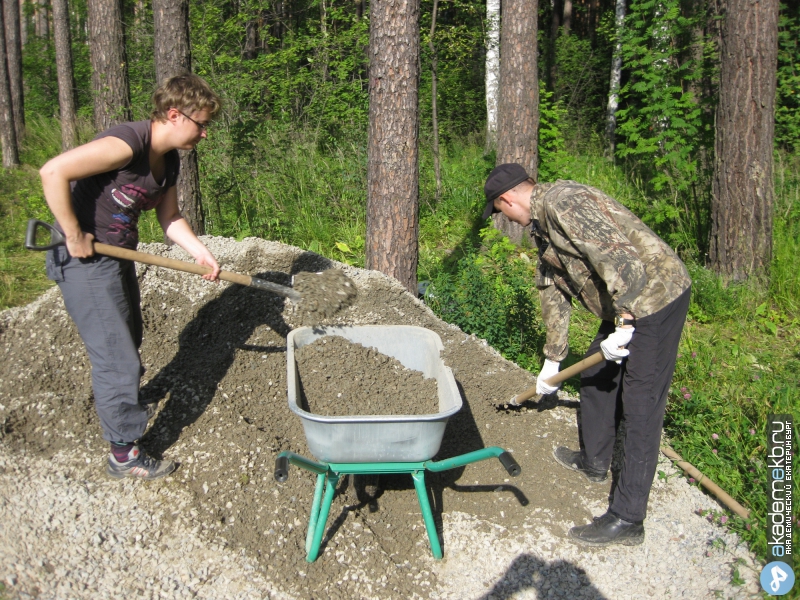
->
<box><xmin>295</xmin><ymin>335</ymin><xmax>439</xmax><ymax>416</ymax></box>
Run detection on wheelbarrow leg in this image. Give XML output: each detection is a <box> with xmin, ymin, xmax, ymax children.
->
<box><xmin>306</xmin><ymin>472</ymin><xmax>326</xmax><ymax>554</ymax></box>
<box><xmin>307</xmin><ymin>472</ymin><xmax>339</xmax><ymax>562</ymax></box>
<box><xmin>411</xmin><ymin>470</ymin><xmax>442</xmax><ymax>559</ymax></box>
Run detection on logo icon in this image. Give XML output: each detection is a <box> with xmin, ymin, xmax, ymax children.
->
<box><xmin>760</xmin><ymin>562</ymin><xmax>795</xmax><ymax>595</ymax></box>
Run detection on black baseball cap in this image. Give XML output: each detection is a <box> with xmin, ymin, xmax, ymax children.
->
<box><xmin>482</xmin><ymin>163</ymin><xmax>531</xmax><ymax>219</ymax></box>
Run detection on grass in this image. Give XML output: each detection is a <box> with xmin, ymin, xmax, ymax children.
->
<box><xmin>1</xmin><ymin>117</ymin><xmax>797</xmax><ymax>572</ymax></box>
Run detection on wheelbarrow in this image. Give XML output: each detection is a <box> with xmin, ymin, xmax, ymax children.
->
<box><xmin>274</xmin><ymin>325</ymin><xmax>522</xmax><ymax>562</ymax></box>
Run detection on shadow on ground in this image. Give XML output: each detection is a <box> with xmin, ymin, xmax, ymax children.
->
<box><xmin>480</xmin><ymin>554</ymin><xmax>609</xmax><ymax>600</ymax></box>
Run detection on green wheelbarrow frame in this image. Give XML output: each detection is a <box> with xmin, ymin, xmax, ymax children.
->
<box><xmin>274</xmin><ymin>446</ymin><xmax>521</xmax><ymax>562</ymax></box>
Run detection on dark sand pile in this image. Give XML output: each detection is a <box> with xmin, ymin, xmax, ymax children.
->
<box><xmin>295</xmin><ymin>336</ymin><xmax>439</xmax><ymax>416</ymax></box>
<box><xmin>0</xmin><ymin>236</ymin><xmax>609</xmax><ymax>599</ymax></box>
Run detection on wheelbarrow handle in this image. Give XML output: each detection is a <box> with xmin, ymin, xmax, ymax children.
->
<box><xmin>274</xmin><ymin>456</ymin><xmax>290</xmax><ymax>483</ymax></box>
<box><xmin>498</xmin><ymin>451</ymin><xmax>521</xmax><ymax>477</ymax></box>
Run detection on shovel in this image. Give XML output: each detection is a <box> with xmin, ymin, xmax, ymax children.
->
<box><xmin>25</xmin><ymin>219</ymin><xmax>354</xmax><ymax>307</ymax></box>
<box><xmin>503</xmin><ymin>351</ymin><xmax>606</xmax><ymax>406</ymax></box>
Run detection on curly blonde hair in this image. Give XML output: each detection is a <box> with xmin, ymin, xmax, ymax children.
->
<box><xmin>151</xmin><ymin>74</ymin><xmax>221</xmax><ymax>122</ymax></box>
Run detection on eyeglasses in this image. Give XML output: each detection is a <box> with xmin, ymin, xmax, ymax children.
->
<box><xmin>177</xmin><ymin>110</ymin><xmax>210</xmax><ymax>131</ymax></box>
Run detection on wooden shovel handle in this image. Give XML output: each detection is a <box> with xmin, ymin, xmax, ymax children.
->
<box><xmin>511</xmin><ymin>351</ymin><xmax>605</xmax><ymax>405</ymax></box>
<box><xmin>94</xmin><ymin>242</ymin><xmax>253</xmax><ymax>286</ymax></box>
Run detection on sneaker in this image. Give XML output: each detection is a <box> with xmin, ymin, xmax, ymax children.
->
<box><xmin>106</xmin><ymin>445</ymin><xmax>176</xmax><ymax>480</ymax></box>
<box><xmin>568</xmin><ymin>511</ymin><xmax>645</xmax><ymax>546</ymax></box>
<box><xmin>552</xmin><ymin>446</ymin><xmax>608</xmax><ymax>483</ymax></box>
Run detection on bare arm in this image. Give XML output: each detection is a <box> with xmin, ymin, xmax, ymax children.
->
<box><xmin>39</xmin><ymin>137</ymin><xmax>134</xmax><ymax>258</ymax></box>
<box><xmin>156</xmin><ymin>186</ymin><xmax>220</xmax><ymax>281</ymax></box>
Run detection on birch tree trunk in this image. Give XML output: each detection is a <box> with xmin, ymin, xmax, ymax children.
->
<box><xmin>604</xmin><ymin>0</ymin><xmax>625</xmax><ymax>160</ymax></box>
<box><xmin>495</xmin><ymin>0</ymin><xmax>538</xmax><ymax>244</ymax></box>
<box><xmin>429</xmin><ymin>0</ymin><xmax>441</xmax><ymax>201</ymax></box>
<box><xmin>366</xmin><ymin>0</ymin><xmax>420</xmax><ymax>294</ymax></box>
<box><xmin>485</xmin><ymin>0</ymin><xmax>500</xmax><ymax>150</ymax></box>
<box><xmin>3</xmin><ymin>0</ymin><xmax>23</xmax><ymax>143</ymax></box>
<box><xmin>562</xmin><ymin>0</ymin><xmax>572</xmax><ymax>36</ymax></box>
<box><xmin>0</xmin><ymin>0</ymin><xmax>19</xmax><ymax>167</ymax></box>
<box><xmin>88</xmin><ymin>0</ymin><xmax>130</xmax><ymax>131</ymax></box>
<box><xmin>709</xmin><ymin>0</ymin><xmax>778</xmax><ymax>281</ymax></box>
<box><xmin>52</xmin><ymin>0</ymin><xmax>78</xmax><ymax>151</ymax></box>
<box><xmin>153</xmin><ymin>0</ymin><xmax>205</xmax><ymax>236</ymax></box>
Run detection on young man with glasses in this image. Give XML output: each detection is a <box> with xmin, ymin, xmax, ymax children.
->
<box><xmin>39</xmin><ymin>74</ymin><xmax>222</xmax><ymax>480</ymax></box>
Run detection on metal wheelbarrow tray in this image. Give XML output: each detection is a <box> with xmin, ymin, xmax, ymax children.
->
<box><xmin>277</xmin><ymin>325</ymin><xmax>521</xmax><ymax>562</ymax></box>
<box><xmin>286</xmin><ymin>325</ymin><xmax>463</xmax><ymax>463</ymax></box>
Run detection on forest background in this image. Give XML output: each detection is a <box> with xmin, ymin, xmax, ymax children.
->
<box><xmin>0</xmin><ymin>0</ymin><xmax>797</xmax><ymax>576</ymax></box>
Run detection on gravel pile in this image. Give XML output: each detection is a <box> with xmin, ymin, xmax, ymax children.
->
<box><xmin>0</xmin><ymin>236</ymin><xmax>764</xmax><ymax>599</ymax></box>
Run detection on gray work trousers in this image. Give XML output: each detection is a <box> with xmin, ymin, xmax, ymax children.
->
<box><xmin>578</xmin><ymin>287</ymin><xmax>691</xmax><ymax>523</ymax></box>
<box><xmin>47</xmin><ymin>245</ymin><xmax>148</xmax><ymax>443</ymax></box>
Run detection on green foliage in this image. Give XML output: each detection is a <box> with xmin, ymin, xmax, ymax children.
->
<box><xmin>615</xmin><ymin>0</ymin><xmax>714</xmax><ymax>256</ymax></box>
<box><xmin>21</xmin><ymin>35</ymin><xmax>58</xmax><ymax>119</ymax></box>
<box><xmin>550</xmin><ymin>31</ymin><xmax>611</xmax><ymax>149</ymax></box>
<box><xmin>776</xmin><ymin>2</ymin><xmax>800</xmax><ymax>152</ymax></box>
<box><xmin>420</xmin><ymin>0</ymin><xmax>487</xmax><ymax>140</ymax></box>
<box><xmin>665</xmin><ymin>321</ymin><xmax>799</xmax><ymax>560</ymax></box>
<box><xmin>537</xmin><ymin>83</ymin><xmax>570</xmax><ymax>181</ymax></box>
<box><xmin>191</xmin><ymin>0</ymin><xmax>370</xmax><ymax>144</ymax></box>
<box><xmin>425</xmin><ymin>226</ymin><xmax>545</xmax><ymax>371</ymax></box>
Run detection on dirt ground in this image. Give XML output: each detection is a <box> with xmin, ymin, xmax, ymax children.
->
<box><xmin>0</xmin><ymin>237</ymin><xmax>613</xmax><ymax>599</ymax></box>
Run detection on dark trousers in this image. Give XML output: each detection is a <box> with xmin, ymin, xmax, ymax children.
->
<box><xmin>578</xmin><ymin>287</ymin><xmax>691</xmax><ymax>523</ymax></box>
<box><xmin>47</xmin><ymin>246</ymin><xmax>147</xmax><ymax>444</ymax></box>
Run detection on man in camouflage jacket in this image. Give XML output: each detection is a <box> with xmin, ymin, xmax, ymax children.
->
<box><xmin>482</xmin><ymin>163</ymin><xmax>691</xmax><ymax>546</ymax></box>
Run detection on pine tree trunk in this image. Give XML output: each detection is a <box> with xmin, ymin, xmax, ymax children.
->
<box><xmin>153</xmin><ymin>0</ymin><xmax>205</xmax><ymax>236</ymax></box>
<box><xmin>3</xmin><ymin>0</ymin><xmax>23</xmax><ymax>143</ymax></box>
<box><xmin>485</xmin><ymin>0</ymin><xmax>500</xmax><ymax>149</ymax></box>
<box><xmin>604</xmin><ymin>0</ymin><xmax>625</xmax><ymax>161</ymax></box>
<box><xmin>52</xmin><ymin>0</ymin><xmax>77</xmax><ymax>151</ymax></box>
<box><xmin>87</xmin><ymin>0</ymin><xmax>130</xmax><ymax>131</ymax></box>
<box><xmin>495</xmin><ymin>0</ymin><xmax>538</xmax><ymax>244</ymax></box>
<box><xmin>366</xmin><ymin>0</ymin><xmax>420</xmax><ymax>294</ymax></box>
<box><xmin>0</xmin><ymin>0</ymin><xmax>19</xmax><ymax>167</ymax></box>
<box><xmin>709</xmin><ymin>0</ymin><xmax>778</xmax><ymax>281</ymax></box>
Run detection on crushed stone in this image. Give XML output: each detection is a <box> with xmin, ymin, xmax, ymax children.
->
<box><xmin>295</xmin><ymin>335</ymin><xmax>439</xmax><ymax>416</ymax></box>
<box><xmin>0</xmin><ymin>235</ymin><xmax>763</xmax><ymax>599</ymax></box>
<box><xmin>292</xmin><ymin>269</ymin><xmax>357</xmax><ymax>322</ymax></box>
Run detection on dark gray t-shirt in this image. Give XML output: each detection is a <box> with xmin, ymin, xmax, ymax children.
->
<box><xmin>66</xmin><ymin>121</ymin><xmax>180</xmax><ymax>249</ymax></box>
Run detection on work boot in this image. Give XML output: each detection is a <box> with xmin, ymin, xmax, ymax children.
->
<box><xmin>569</xmin><ymin>511</ymin><xmax>645</xmax><ymax>546</ymax></box>
<box><xmin>552</xmin><ymin>446</ymin><xmax>608</xmax><ymax>483</ymax></box>
<box><xmin>106</xmin><ymin>445</ymin><xmax>176</xmax><ymax>480</ymax></box>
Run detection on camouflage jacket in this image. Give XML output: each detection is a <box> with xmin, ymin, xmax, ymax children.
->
<box><xmin>531</xmin><ymin>180</ymin><xmax>691</xmax><ymax>362</ymax></box>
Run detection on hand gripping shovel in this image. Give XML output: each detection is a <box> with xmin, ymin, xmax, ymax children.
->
<box><xmin>25</xmin><ymin>219</ymin><xmax>357</xmax><ymax>315</ymax></box>
<box><xmin>503</xmin><ymin>351</ymin><xmax>605</xmax><ymax>407</ymax></box>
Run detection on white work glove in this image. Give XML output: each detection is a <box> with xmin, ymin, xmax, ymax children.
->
<box><xmin>536</xmin><ymin>359</ymin><xmax>562</xmax><ymax>395</ymax></box>
<box><xmin>600</xmin><ymin>327</ymin><xmax>635</xmax><ymax>363</ymax></box>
